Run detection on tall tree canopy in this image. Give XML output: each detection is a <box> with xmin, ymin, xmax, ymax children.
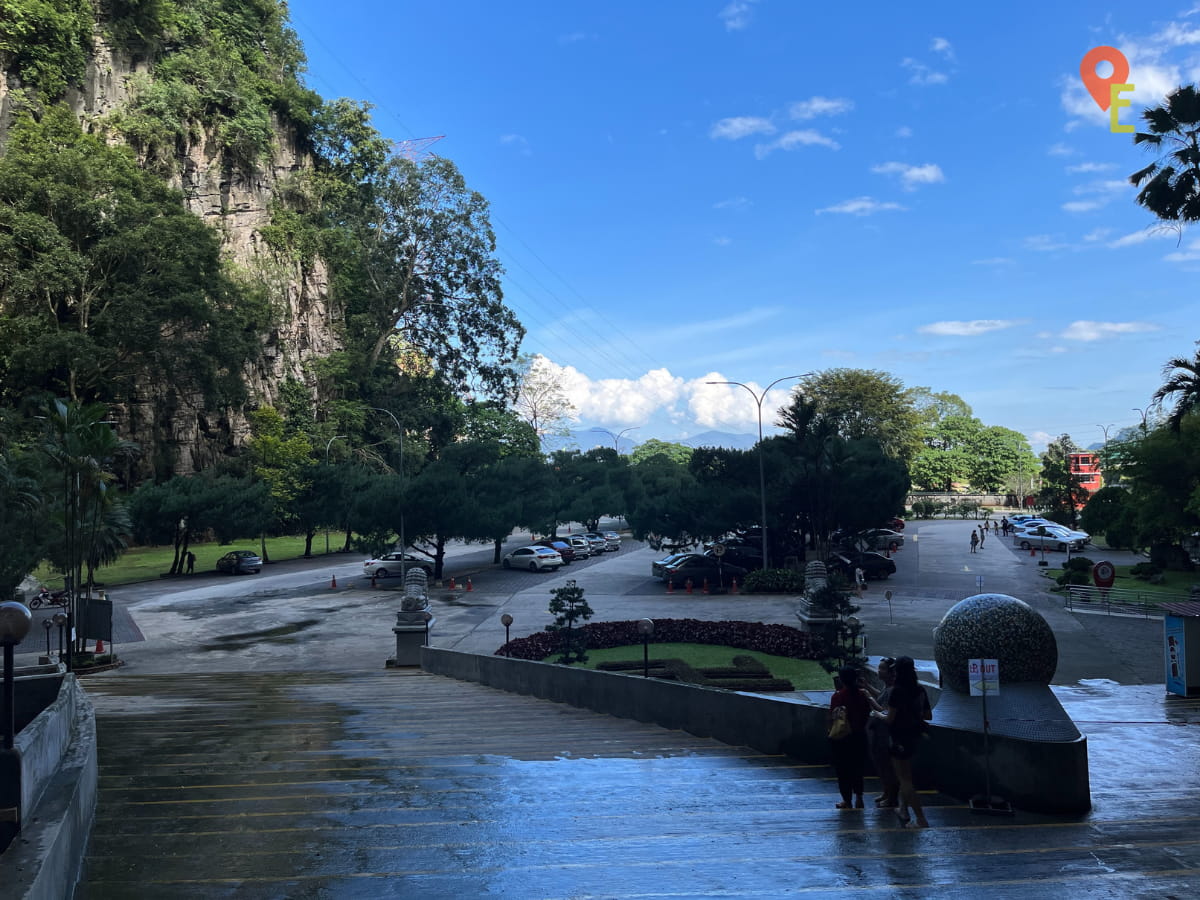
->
<box><xmin>1152</xmin><ymin>341</ymin><xmax>1200</xmax><ymax>431</ymax></box>
<box><xmin>788</xmin><ymin>369</ymin><xmax>923</xmax><ymax>463</ymax></box>
<box><xmin>1131</xmin><ymin>85</ymin><xmax>1200</xmax><ymax>223</ymax></box>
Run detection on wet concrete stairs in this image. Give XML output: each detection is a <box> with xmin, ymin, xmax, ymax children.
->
<box><xmin>77</xmin><ymin>671</ymin><xmax>1200</xmax><ymax>897</ymax></box>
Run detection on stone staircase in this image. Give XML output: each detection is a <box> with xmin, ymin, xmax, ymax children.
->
<box><xmin>74</xmin><ymin>671</ymin><xmax>1200</xmax><ymax>898</ymax></box>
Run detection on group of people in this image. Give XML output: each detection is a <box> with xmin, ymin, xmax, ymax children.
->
<box><xmin>969</xmin><ymin>517</ymin><xmax>1013</xmax><ymax>553</ymax></box>
<box><xmin>827</xmin><ymin>656</ymin><xmax>933</xmax><ymax>828</ymax></box>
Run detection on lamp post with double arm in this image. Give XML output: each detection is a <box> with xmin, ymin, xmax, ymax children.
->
<box><xmin>369</xmin><ymin>408</ymin><xmax>406</xmax><ymax>582</ymax></box>
<box><xmin>589</xmin><ymin>426</ymin><xmax>639</xmax><ymax>452</ymax></box>
<box><xmin>705</xmin><ymin>374</ymin><xmax>810</xmax><ymax>570</ymax></box>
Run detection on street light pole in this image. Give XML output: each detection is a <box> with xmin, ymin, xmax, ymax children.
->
<box><xmin>1132</xmin><ymin>408</ymin><xmax>1148</xmax><ymax>432</ymax></box>
<box><xmin>589</xmin><ymin>426</ymin><xmax>640</xmax><ymax>452</ymax></box>
<box><xmin>706</xmin><ymin>374</ymin><xmax>809</xmax><ymax>570</ymax></box>
<box><xmin>369</xmin><ymin>408</ymin><xmax>406</xmax><ymax>583</ymax></box>
<box><xmin>323</xmin><ymin>435</ymin><xmax>347</xmax><ymax>556</ymax></box>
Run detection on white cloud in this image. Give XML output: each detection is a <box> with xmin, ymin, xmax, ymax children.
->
<box><xmin>689</xmin><ymin>375</ymin><xmax>797</xmax><ymax>430</ymax></box>
<box><xmin>971</xmin><ymin>257</ymin><xmax>1014</xmax><ymax>266</ymax></box>
<box><xmin>712</xmin><ymin>236</ymin><xmax>732</xmax><ymax>246</ymax></box>
<box><xmin>1109</xmin><ymin>226</ymin><xmax>1176</xmax><ymax>247</ymax></box>
<box><xmin>1062</xmin><ymin>178</ymin><xmax>1129</xmax><ymax>213</ymax></box>
<box><xmin>500</xmin><ymin>133</ymin><xmax>530</xmax><ymax>154</ymax></box>
<box><xmin>1062</xmin><ymin>200</ymin><xmax>1103</xmax><ymax>213</ymax></box>
<box><xmin>1075</xmin><ymin>179</ymin><xmax>1128</xmax><ymax>195</ymax></box>
<box><xmin>1060</xmin><ymin>320</ymin><xmax>1160</xmax><ymax>341</ymax></box>
<box><xmin>714</xmin><ymin>196</ymin><xmax>751</xmax><ymax>210</ymax></box>
<box><xmin>901</xmin><ymin>57</ymin><xmax>948</xmax><ymax>85</ymax></box>
<box><xmin>536</xmin><ymin>357</ymin><xmax>686</xmax><ymax>426</ymax></box>
<box><xmin>918</xmin><ymin>319</ymin><xmax>1023</xmax><ymax>336</ymax></box>
<box><xmin>789</xmin><ymin>96</ymin><xmax>854</xmax><ymax>120</ymax></box>
<box><xmin>931</xmin><ymin>37</ymin><xmax>955</xmax><ymax>59</ymax></box>
<box><xmin>754</xmin><ymin>129</ymin><xmax>840</xmax><ymax>157</ymax></box>
<box><xmin>871</xmin><ymin>161</ymin><xmax>945</xmax><ymax>190</ymax></box>
<box><xmin>1047</xmin><ymin>143</ymin><xmax>1074</xmax><ymax>157</ymax></box>
<box><xmin>719</xmin><ymin>0</ymin><xmax>757</xmax><ymax>31</ymax></box>
<box><xmin>710</xmin><ymin>116</ymin><xmax>775</xmax><ymax>140</ymax></box>
<box><xmin>1024</xmin><ymin>234</ymin><xmax>1070</xmax><ymax>251</ymax></box>
<box><xmin>1164</xmin><ymin>238</ymin><xmax>1200</xmax><ymax>261</ymax></box>
<box><xmin>1083</xmin><ymin>228</ymin><xmax>1113</xmax><ymax>242</ymax></box>
<box><xmin>895</xmin><ymin>126</ymin><xmax>913</xmax><ymax>138</ymax></box>
<box><xmin>1066</xmin><ymin>162</ymin><xmax>1117</xmax><ymax>174</ymax></box>
<box><xmin>815</xmin><ymin>196</ymin><xmax>906</xmax><ymax>216</ymax></box>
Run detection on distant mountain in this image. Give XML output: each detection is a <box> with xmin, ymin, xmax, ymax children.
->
<box><xmin>681</xmin><ymin>430</ymin><xmax>759</xmax><ymax>450</ymax></box>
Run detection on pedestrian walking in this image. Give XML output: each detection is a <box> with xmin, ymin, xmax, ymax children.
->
<box><xmin>854</xmin><ymin>566</ymin><xmax>866</xmax><ymax>598</ymax></box>
<box><xmin>888</xmin><ymin>656</ymin><xmax>933</xmax><ymax>828</ymax></box>
<box><xmin>1001</xmin><ymin>516</ymin><xmax>1009</xmax><ymax>536</ymax></box>
<box><xmin>186</xmin><ymin>551</ymin><xmax>196</xmax><ymax>575</ymax></box>
<box><xmin>969</xmin><ymin>530</ymin><xmax>978</xmax><ymax>553</ymax></box>
<box><xmin>828</xmin><ymin>667</ymin><xmax>879</xmax><ymax>809</ymax></box>
<box><xmin>978</xmin><ymin>525</ymin><xmax>986</xmax><ymax>548</ymax></box>
<box><xmin>866</xmin><ymin>658</ymin><xmax>900</xmax><ymax>808</ymax></box>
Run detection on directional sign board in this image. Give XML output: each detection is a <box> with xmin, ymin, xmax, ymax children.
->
<box><xmin>711</xmin><ymin>542</ymin><xmax>726</xmax><ymax>557</ymax></box>
<box><xmin>968</xmin><ymin>658</ymin><xmax>1000</xmax><ymax>696</ymax></box>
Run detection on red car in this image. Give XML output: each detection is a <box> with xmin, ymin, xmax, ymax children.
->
<box><xmin>887</xmin><ymin>517</ymin><xmax>906</xmax><ymax>531</ymax></box>
<box><xmin>532</xmin><ymin>539</ymin><xmax>576</xmax><ymax>563</ymax></box>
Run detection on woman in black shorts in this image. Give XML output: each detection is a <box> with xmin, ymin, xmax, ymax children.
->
<box><xmin>887</xmin><ymin>656</ymin><xmax>932</xmax><ymax>828</ymax></box>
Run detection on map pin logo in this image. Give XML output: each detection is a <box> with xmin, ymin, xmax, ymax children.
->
<box><xmin>1081</xmin><ymin>46</ymin><xmax>1131</xmax><ymax>111</ymax></box>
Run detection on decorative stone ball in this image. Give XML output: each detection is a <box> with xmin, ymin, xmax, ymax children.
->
<box><xmin>933</xmin><ymin>593</ymin><xmax>1057</xmax><ymax>693</ymax></box>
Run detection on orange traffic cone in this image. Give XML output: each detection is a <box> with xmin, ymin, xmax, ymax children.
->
<box><xmin>1029</xmin><ymin>546</ymin><xmax>1036</xmax><ymax>557</ymax></box>
<box><xmin>702</xmin><ymin>577</ymin><xmax>710</xmax><ymax>594</ymax></box>
<box><xmin>730</xmin><ymin>578</ymin><xmax>738</xmax><ymax>595</ymax></box>
<box><xmin>331</xmin><ymin>572</ymin><xmax>337</xmax><ymax>588</ymax></box>
<box><xmin>95</xmin><ymin>639</ymin><xmax>104</xmax><ymax>654</ymax></box>
<box><xmin>667</xmin><ymin>578</ymin><xmax>674</xmax><ymax>594</ymax></box>
<box><xmin>448</xmin><ymin>577</ymin><xmax>456</xmax><ymax>590</ymax></box>
<box><xmin>685</xmin><ymin>578</ymin><xmax>694</xmax><ymax>594</ymax></box>
<box><xmin>466</xmin><ymin>577</ymin><xmax>473</xmax><ymax>592</ymax></box>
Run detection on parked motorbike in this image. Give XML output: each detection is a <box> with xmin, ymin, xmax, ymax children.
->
<box><xmin>29</xmin><ymin>587</ymin><xmax>69</xmax><ymax>610</ymax></box>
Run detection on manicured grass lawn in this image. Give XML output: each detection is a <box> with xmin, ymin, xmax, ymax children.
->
<box><xmin>1044</xmin><ymin>563</ymin><xmax>1195</xmax><ymax>600</ymax></box>
<box><xmin>579</xmin><ymin>642</ymin><xmax>832</xmax><ymax>690</ymax></box>
<box><xmin>34</xmin><ymin>535</ymin><xmax>349</xmax><ymax>589</ymax></box>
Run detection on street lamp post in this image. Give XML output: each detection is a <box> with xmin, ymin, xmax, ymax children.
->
<box><xmin>706</xmin><ymin>374</ymin><xmax>810</xmax><ymax>570</ymax></box>
<box><xmin>589</xmin><ymin>426</ymin><xmax>640</xmax><ymax>452</ymax></box>
<box><xmin>323</xmin><ymin>435</ymin><xmax>347</xmax><ymax>556</ymax></box>
<box><xmin>369</xmin><ymin>408</ymin><xmax>406</xmax><ymax>583</ymax></box>
<box><xmin>1132</xmin><ymin>408</ymin><xmax>1148</xmax><ymax>432</ymax></box>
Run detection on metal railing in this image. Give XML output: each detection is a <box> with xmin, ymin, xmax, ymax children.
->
<box><xmin>1063</xmin><ymin>584</ymin><xmax>1192</xmax><ymax>618</ymax></box>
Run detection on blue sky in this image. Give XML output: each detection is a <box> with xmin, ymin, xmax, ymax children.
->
<box><xmin>286</xmin><ymin>0</ymin><xmax>1199</xmax><ymax>451</ymax></box>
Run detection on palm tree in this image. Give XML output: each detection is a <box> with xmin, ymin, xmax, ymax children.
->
<box><xmin>1152</xmin><ymin>343</ymin><xmax>1200</xmax><ymax>431</ymax></box>
<box><xmin>1130</xmin><ymin>85</ymin><xmax>1200</xmax><ymax>222</ymax></box>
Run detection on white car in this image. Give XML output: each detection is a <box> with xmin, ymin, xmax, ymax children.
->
<box><xmin>1013</xmin><ymin>524</ymin><xmax>1089</xmax><ymax>552</ymax></box>
<box><xmin>566</xmin><ymin>536</ymin><xmax>592</xmax><ymax>559</ymax></box>
<box><xmin>363</xmin><ymin>552</ymin><xmax>434</xmax><ymax>578</ymax></box>
<box><xmin>502</xmin><ymin>545</ymin><xmax>564</xmax><ymax>571</ymax></box>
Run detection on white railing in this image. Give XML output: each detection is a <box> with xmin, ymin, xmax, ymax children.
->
<box><xmin>1064</xmin><ymin>584</ymin><xmax>1192</xmax><ymax>617</ymax></box>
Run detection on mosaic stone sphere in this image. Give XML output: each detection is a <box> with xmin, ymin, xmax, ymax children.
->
<box><xmin>933</xmin><ymin>593</ymin><xmax>1057</xmax><ymax>693</ymax></box>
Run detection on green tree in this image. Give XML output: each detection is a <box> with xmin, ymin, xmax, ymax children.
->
<box><xmin>1130</xmin><ymin>85</ymin><xmax>1200</xmax><ymax>223</ymax></box>
<box><xmin>545</xmin><ymin>580</ymin><xmax>594</xmax><ymax>665</ymax></box>
<box><xmin>0</xmin><ymin>0</ymin><xmax>93</xmax><ymax>95</ymax></box>
<box><xmin>246</xmin><ymin>406</ymin><xmax>314</xmax><ymax>562</ymax></box>
<box><xmin>1037</xmin><ymin>435</ymin><xmax>1087</xmax><ymax>527</ymax></box>
<box><xmin>0</xmin><ymin>445</ymin><xmax>48</xmax><ymax>600</ymax></box>
<box><xmin>795</xmin><ymin>369</ymin><xmax>922</xmax><ymax>463</ymax></box>
<box><xmin>1118</xmin><ymin>417</ymin><xmax>1200</xmax><ymax>564</ymax></box>
<box><xmin>1151</xmin><ymin>342</ymin><xmax>1200</xmax><ymax>432</ymax></box>
<box><xmin>629</xmin><ymin>438</ymin><xmax>694</xmax><ymax>467</ymax></box>
<box><xmin>1079</xmin><ymin>486</ymin><xmax>1138</xmax><ymax>549</ymax></box>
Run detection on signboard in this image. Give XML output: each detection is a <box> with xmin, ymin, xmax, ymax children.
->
<box><xmin>1165</xmin><ymin>616</ymin><xmax>1187</xmax><ymax>696</ymax></box>
<box><xmin>1093</xmin><ymin>560</ymin><xmax>1116</xmax><ymax>589</ymax></box>
<box><xmin>711</xmin><ymin>542</ymin><xmax>726</xmax><ymax>557</ymax></box>
<box><xmin>968</xmin><ymin>658</ymin><xmax>1000</xmax><ymax>697</ymax></box>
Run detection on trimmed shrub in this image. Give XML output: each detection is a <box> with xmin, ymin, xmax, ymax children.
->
<box><xmin>1131</xmin><ymin>562</ymin><xmax>1163</xmax><ymax>580</ymax></box>
<box><xmin>1056</xmin><ymin>570</ymin><xmax>1090</xmax><ymax>586</ymax></box>
<box><xmin>743</xmin><ymin>568</ymin><xmax>805</xmax><ymax>594</ymax></box>
<box><xmin>498</xmin><ymin>618</ymin><xmax>817</xmax><ymax>661</ymax></box>
<box><xmin>1064</xmin><ymin>556</ymin><xmax>1094</xmax><ymax>573</ymax></box>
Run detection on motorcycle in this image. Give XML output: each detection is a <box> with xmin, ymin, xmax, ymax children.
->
<box><xmin>29</xmin><ymin>587</ymin><xmax>70</xmax><ymax>610</ymax></box>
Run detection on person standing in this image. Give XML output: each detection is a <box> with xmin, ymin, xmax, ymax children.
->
<box><xmin>1001</xmin><ymin>516</ymin><xmax>1010</xmax><ymax>537</ymax></box>
<box><xmin>888</xmin><ymin>656</ymin><xmax>933</xmax><ymax>828</ymax></box>
<box><xmin>969</xmin><ymin>530</ymin><xmax>979</xmax><ymax>553</ymax></box>
<box><xmin>829</xmin><ymin>667</ymin><xmax>878</xmax><ymax>809</ymax></box>
<box><xmin>186</xmin><ymin>551</ymin><xmax>196</xmax><ymax>575</ymax></box>
<box><xmin>978</xmin><ymin>525</ymin><xmax>986</xmax><ymax>548</ymax></box>
<box><xmin>867</xmin><ymin>658</ymin><xmax>900</xmax><ymax>808</ymax></box>
<box><xmin>854</xmin><ymin>566</ymin><xmax>866</xmax><ymax>598</ymax></box>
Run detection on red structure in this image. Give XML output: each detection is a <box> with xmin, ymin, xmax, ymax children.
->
<box><xmin>1070</xmin><ymin>451</ymin><xmax>1103</xmax><ymax>502</ymax></box>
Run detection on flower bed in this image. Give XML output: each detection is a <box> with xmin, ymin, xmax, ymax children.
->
<box><xmin>496</xmin><ymin>618</ymin><xmax>818</xmax><ymax>661</ymax></box>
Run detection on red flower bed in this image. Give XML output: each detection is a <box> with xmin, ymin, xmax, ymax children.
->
<box><xmin>496</xmin><ymin>618</ymin><xmax>817</xmax><ymax>661</ymax></box>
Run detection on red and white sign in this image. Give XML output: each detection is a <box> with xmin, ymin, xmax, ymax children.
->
<box><xmin>1093</xmin><ymin>560</ymin><xmax>1116</xmax><ymax>589</ymax></box>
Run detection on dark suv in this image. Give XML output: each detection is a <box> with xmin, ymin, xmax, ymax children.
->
<box><xmin>826</xmin><ymin>551</ymin><xmax>895</xmax><ymax>580</ymax></box>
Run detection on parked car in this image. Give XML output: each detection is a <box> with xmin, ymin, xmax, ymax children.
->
<box><xmin>601</xmin><ymin>531</ymin><xmax>623</xmax><ymax>550</ymax></box>
<box><xmin>216</xmin><ymin>550</ymin><xmax>263</xmax><ymax>575</ymax></box>
<box><xmin>656</xmin><ymin>553</ymin><xmax>748</xmax><ymax>586</ymax></box>
<box><xmin>1009</xmin><ymin>514</ymin><xmax>1040</xmax><ymax>526</ymax></box>
<box><xmin>566</xmin><ymin>535</ymin><xmax>592</xmax><ymax>559</ymax></box>
<box><xmin>1013</xmin><ymin>524</ymin><xmax>1089</xmax><ymax>552</ymax></box>
<box><xmin>1010</xmin><ymin>517</ymin><xmax>1054</xmax><ymax>531</ymax></box>
<box><xmin>502</xmin><ymin>545</ymin><xmax>564</xmax><ymax>571</ymax></box>
<box><xmin>574</xmin><ymin>533</ymin><xmax>607</xmax><ymax>555</ymax></box>
<box><xmin>826</xmin><ymin>551</ymin><xmax>896</xmax><ymax>580</ymax></box>
<box><xmin>705</xmin><ymin>541</ymin><xmax>764</xmax><ymax>572</ymax></box>
<box><xmin>859</xmin><ymin>529</ymin><xmax>905</xmax><ymax>551</ymax></box>
<box><xmin>652</xmin><ymin>552</ymin><xmax>692</xmax><ymax>578</ymax></box>
<box><xmin>363</xmin><ymin>552</ymin><xmax>434</xmax><ymax>579</ymax></box>
<box><xmin>887</xmin><ymin>517</ymin><xmax>906</xmax><ymax>531</ymax></box>
<box><xmin>532</xmin><ymin>539</ymin><xmax>575</xmax><ymax>563</ymax></box>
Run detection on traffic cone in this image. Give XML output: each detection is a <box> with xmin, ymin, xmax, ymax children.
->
<box><xmin>702</xmin><ymin>577</ymin><xmax>710</xmax><ymax>594</ymax></box>
<box><xmin>448</xmin><ymin>577</ymin><xmax>456</xmax><ymax>590</ymax></box>
<box><xmin>667</xmin><ymin>578</ymin><xmax>674</xmax><ymax>594</ymax></box>
<box><xmin>686</xmin><ymin>578</ymin><xmax>694</xmax><ymax>594</ymax></box>
<box><xmin>331</xmin><ymin>572</ymin><xmax>337</xmax><ymax>588</ymax></box>
<box><xmin>95</xmin><ymin>639</ymin><xmax>104</xmax><ymax>654</ymax></box>
<box><xmin>730</xmin><ymin>579</ymin><xmax>738</xmax><ymax>595</ymax></box>
<box><xmin>1029</xmin><ymin>546</ymin><xmax>1036</xmax><ymax>557</ymax></box>
<box><xmin>466</xmin><ymin>577</ymin><xmax>473</xmax><ymax>592</ymax></box>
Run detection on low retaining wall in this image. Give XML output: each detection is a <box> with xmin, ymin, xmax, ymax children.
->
<box><xmin>421</xmin><ymin>648</ymin><xmax>1090</xmax><ymax>814</ymax></box>
<box><xmin>1</xmin><ymin>674</ymin><xmax>98</xmax><ymax>900</ymax></box>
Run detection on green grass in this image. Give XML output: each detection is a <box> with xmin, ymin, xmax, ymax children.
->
<box><xmin>1044</xmin><ymin>564</ymin><xmax>1195</xmax><ymax>599</ymax></box>
<box><xmin>33</xmin><ymin>535</ymin><xmax>350</xmax><ymax>589</ymax></box>
<box><xmin>578</xmin><ymin>643</ymin><xmax>832</xmax><ymax>690</ymax></box>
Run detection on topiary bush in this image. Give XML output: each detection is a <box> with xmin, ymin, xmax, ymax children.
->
<box><xmin>742</xmin><ymin>568</ymin><xmax>805</xmax><ymax>594</ymax></box>
<box><xmin>1064</xmin><ymin>556</ymin><xmax>1094</xmax><ymax>573</ymax></box>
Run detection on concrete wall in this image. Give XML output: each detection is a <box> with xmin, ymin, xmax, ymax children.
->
<box><xmin>421</xmin><ymin>648</ymin><xmax>1090</xmax><ymax>814</ymax></box>
<box><xmin>1</xmin><ymin>675</ymin><xmax>99</xmax><ymax>900</ymax></box>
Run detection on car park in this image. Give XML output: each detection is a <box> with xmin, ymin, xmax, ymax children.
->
<box><xmin>574</xmin><ymin>533</ymin><xmax>608</xmax><ymax>555</ymax></box>
<box><xmin>656</xmin><ymin>553</ymin><xmax>748</xmax><ymax>586</ymax></box>
<box><xmin>216</xmin><ymin>550</ymin><xmax>263</xmax><ymax>575</ymax></box>
<box><xmin>601</xmin><ymin>531</ymin><xmax>622</xmax><ymax>550</ymax></box>
<box><xmin>363</xmin><ymin>552</ymin><xmax>435</xmax><ymax>579</ymax></box>
<box><xmin>566</xmin><ymin>535</ymin><xmax>592</xmax><ymax>559</ymax></box>
<box><xmin>532</xmin><ymin>539</ymin><xmax>576</xmax><ymax>563</ymax></box>
<box><xmin>502</xmin><ymin>546</ymin><xmax>565</xmax><ymax>571</ymax></box>
<box><xmin>1013</xmin><ymin>524</ymin><xmax>1089</xmax><ymax>552</ymax></box>
<box><xmin>826</xmin><ymin>551</ymin><xmax>896</xmax><ymax>580</ymax></box>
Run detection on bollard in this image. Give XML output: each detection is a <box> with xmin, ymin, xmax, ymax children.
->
<box><xmin>466</xmin><ymin>577</ymin><xmax>473</xmax><ymax>592</ymax></box>
<box><xmin>667</xmin><ymin>578</ymin><xmax>674</xmax><ymax>594</ymax></box>
<box><xmin>685</xmin><ymin>578</ymin><xmax>693</xmax><ymax>594</ymax></box>
<box><xmin>1030</xmin><ymin>546</ymin><xmax>1036</xmax><ymax>557</ymax></box>
<box><xmin>331</xmin><ymin>572</ymin><xmax>337</xmax><ymax>589</ymax></box>
<box><xmin>730</xmin><ymin>578</ymin><xmax>738</xmax><ymax>595</ymax></box>
<box><xmin>702</xmin><ymin>577</ymin><xmax>709</xmax><ymax>594</ymax></box>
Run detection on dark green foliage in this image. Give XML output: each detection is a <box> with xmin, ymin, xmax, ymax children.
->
<box><xmin>596</xmin><ymin>655</ymin><xmax>795</xmax><ymax>692</ymax></box>
<box><xmin>742</xmin><ymin>568</ymin><xmax>805</xmax><ymax>594</ymax></box>
<box><xmin>0</xmin><ymin>444</ymin><xmax>49</xmax><ymax>599</ymax></box>
<box><xmin>809</xmin><ymin>583</ymin><xmax>867</xmax><ymax>674</ymax></box>
<box><xmin>1063</xmin><ymin>556</ymin><xmax>1095</xmax><ymax>573</ymax></box>
<box><xmin>545</xmin><ymin>580</ymin><xmax>594</xmax><ymax>665</ymax></box>
<box><xmin>1131</xmin><ymin>562</ymin><xmax>1163</xmax><ymax>580</ymax></box>
<box><xmin>0</xmin><ymin>0</ymin><xmax>93</xmax><ymax>95</ymax></box>
<box><xmin>1037</xmin><ymin>435</ymin><xmax>1086</xmax><ymax>528</ymax></box>
<box><xmin>1055</xmin><ymin>570</ymin><xmax>1090</xmax><ymax>586</ymax></box>
<box><xmin>1080</xmin><ymin>486</ymin><xmax>1136</xmax><ymax>549</ymax></box>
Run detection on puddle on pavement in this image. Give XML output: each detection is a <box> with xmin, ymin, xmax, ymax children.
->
<box><xmin>200</xmin><ymin>618</ymin><xmax>322</xmax><ymax>652</ymax></box>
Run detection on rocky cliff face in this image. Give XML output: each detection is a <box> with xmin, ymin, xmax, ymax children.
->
<box><xmin>2</xmin><ymin>24</ymin><xmax>342</xmax><ymax>478</ymax></box>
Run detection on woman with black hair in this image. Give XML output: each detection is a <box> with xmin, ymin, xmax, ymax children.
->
<box><xmin>887</xmin><ymin>656</ymin><xmax>932</xmax><ymax>828</ymax></box>
<box><xmin>828</xmin><ymin>666</ymin><xmax>879</xmax><ymax>809</ymax></box>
